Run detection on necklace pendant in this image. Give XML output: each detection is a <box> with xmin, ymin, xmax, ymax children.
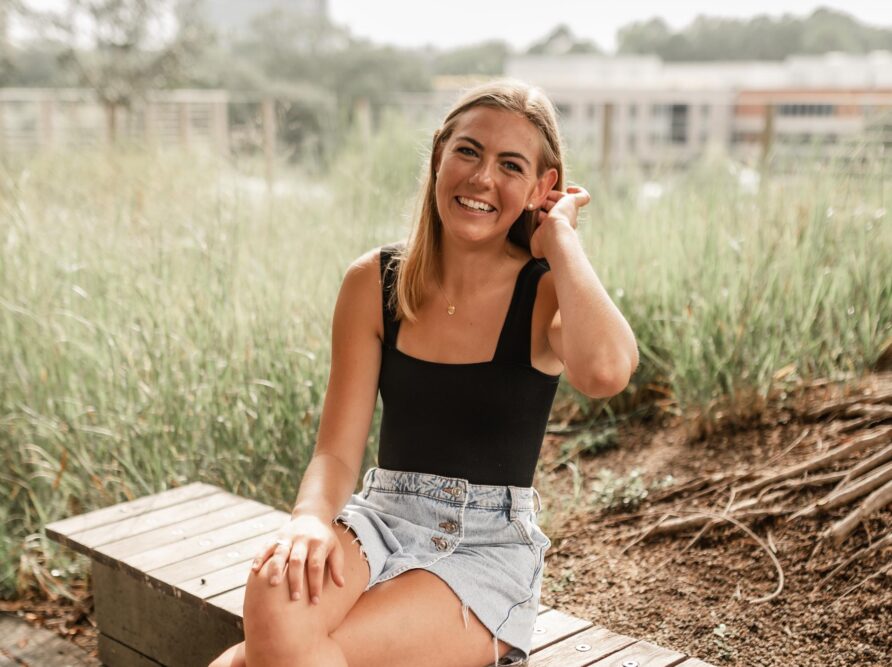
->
<box><xmin>447</xmin><ymin>305</ymin><xmax>456</xmax><ymax>315</ymax></box>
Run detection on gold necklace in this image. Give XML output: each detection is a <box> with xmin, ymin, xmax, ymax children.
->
<box><xmin>435</xmin><ymin>277</ymin><xmax>456</xmax><ymax>315</ymax></box>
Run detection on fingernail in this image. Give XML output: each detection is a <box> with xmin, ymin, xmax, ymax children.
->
<box><xmin>292</xmin><ymin>592</ymin><xmax>300</xmax><ymax>601</ymax></box>
<box><xmin>312</xmin><ymin>595</ymin><xmax>320</xmax><ymax>605</ymax></box>
<box><xmin>270</xmin><ymin>576</ymin><xmax>279</xmax><ymax>585</ymax></box>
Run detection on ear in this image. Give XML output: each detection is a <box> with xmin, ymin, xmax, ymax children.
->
<box><xmin>530</xmin><ymin>168</ymin><xmax>559</xmax><ymax>208</ymax></box>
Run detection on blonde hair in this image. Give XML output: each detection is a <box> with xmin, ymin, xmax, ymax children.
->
<box><xmin>387</xmin><ymin>79</ymin><xmax>565</xmax><ymax>322</ymax></box>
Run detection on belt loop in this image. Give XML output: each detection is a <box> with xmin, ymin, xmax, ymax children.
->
<box><xmin>532</xmin><ymin>487</ymin><xmax>542</xmax><ymax>514</ymax></box>
<box><xmin>508</xmin><ymin>487</ymin><xmax>520</xmax><ymax>520</ymax></box>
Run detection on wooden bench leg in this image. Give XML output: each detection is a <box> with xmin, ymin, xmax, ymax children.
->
<box><xmin>92</xmin><ymin>560</ymin><xmax>244</xmax><ymax>667</ymax></box>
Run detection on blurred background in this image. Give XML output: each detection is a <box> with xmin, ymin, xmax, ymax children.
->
<box><xmin>1</xmin><ymin>0</ymin><xmax>891</xmax><ymax>632</ymax></box>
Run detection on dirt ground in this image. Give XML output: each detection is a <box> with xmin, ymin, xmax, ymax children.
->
<box><xmin>536</xmin><ymin>373</ymin><xmax>892</xmax><ymax>666</ymax></box>
<box><xmin>3</xmin><ymin>374</ymin><xmax>890</xmax><ymax>666</ymax></box>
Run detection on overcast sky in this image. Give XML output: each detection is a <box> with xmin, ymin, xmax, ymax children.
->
<box><xmin>328</xmin><ymin>1</ymin><xmax>892</xmax><ymax>52</ymax></box>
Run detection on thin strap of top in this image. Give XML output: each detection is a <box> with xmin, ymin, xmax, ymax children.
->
<box><xmin>379</xmin><ymin>243</ymin><xmax>550</xmax><ymax>367</ymax></box>
<box><xmin>380</xmin><ymin>244</ymin><xmax>401</xmax><ymax>348</ymax></box>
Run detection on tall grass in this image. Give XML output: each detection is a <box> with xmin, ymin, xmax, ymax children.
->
<box><xmin>1</xmin><ymin>115</ymin><xmax>889</xmax><ymax>598</ymax></box>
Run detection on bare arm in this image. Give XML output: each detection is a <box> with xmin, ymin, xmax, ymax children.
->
<box><xmin>533</xmin><ymin>188</ymin><xmax>639</xmax><ymax>398</ymax></box>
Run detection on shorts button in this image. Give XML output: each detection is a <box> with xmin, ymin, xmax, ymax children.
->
<box><xmin>431</xmin><ymin>536</ymin><xmax>449</xmax><ymax>551</ymax></box>
<box><xmin>439</xmin><ymin>521</ymin><xmax>458</xmax><ymax>533</ymax></box>
<box><xmin>444</xmin><ymin>486</ymin><xmax>463</xmax><ymax>497</ymax></box>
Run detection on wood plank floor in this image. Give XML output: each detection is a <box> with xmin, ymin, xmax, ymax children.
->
<box><xmin>47</xmin><ymin>482</ymin><xmax>717</xmax><ymax>667</ymax></box>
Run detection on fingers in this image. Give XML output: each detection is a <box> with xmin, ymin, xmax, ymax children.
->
<box><xmin>251</xmin><ymin>539</ymin><xmax>281</xmax><ymax>573</ymax></box>
<box><xmin>268</xmin><ymin>540</ymin><xmax>293</xmax><ymax>587</ymax></box>
<box><xmin>306</xmin><ymin>544</ymin><xmax>327</xmax><ymax>605</ymax></box>
<box><xmin>285</xmin><ymin>540</ymin><xmax>307</xmax><ymax>600</ymax></box>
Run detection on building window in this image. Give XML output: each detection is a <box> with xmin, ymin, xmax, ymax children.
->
<box><xmin>701</xmin><ymin>104</ymin><xmax>710</xmax><ymax>118</ymax></box>
<box><xmin>628</xmin><ymin>104</ymin><xmax>638</xmax><ymax>119</ymax></box>
<box><xmin>670</xmin><ymin>104</ymin><xmax>688</xmax><ymax>144</ymax></box>
<box><xmin>777</xmin><ymin>104</ymin><xmax>836</xmax><ymax>117</ymax></box>
<box><xmin>586</xmin><ymin>104</ymin><xmax>597</xmax><ymax>120</ymax></box>
<box><xmin>628</xmin><ymin>134</ymin><xmax>636</xmax><ymax>152</ymax></box>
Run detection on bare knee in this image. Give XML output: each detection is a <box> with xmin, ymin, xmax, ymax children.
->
<box><xmin>208</xmin><ymin>640</ymin><xmax>246</xmax><ymax>667</ymax></box>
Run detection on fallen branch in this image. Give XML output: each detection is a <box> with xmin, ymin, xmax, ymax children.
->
<box><xmin>815</xmin><ymin>531</ymin><xmax>892</xmax><ymax>589</ymax></box>
<box><xmin>832</xmin><ymin>559</ymin><xmax>892</xmax><ymax>604</ymax></box>
<box><xmin>668</xmin><ymin>509</ymin><xmax>786</xmax><ymax>604</ymax></box>
<box><xmin>827</xmin><ymin>478</ymin><xmax>892</xmax><ymax>546</ymax></box>
<box><xmin>805</xmin><ymin>390</ymin><xmax>892</xmax><ymax>420</ymax></box>
<box><xmin>831</xmin><ymin>443</ymin><xmax>892</xmax><ymax>493</ymax></box>
<box><xmin>734</xmin><ymin>426</ymin><xmax>891</xmax><ymax>496</ymax></box>
<box><xmin>845</xmin><ymin>403</ymin><xmax>892</xmax><ymax>420</ymax></box>
<box><xmin>793</xmin><ymin>460</ymin><xmax>892</xmax><ymax>519</ymax></box>
<box><xmin>645</xmin><ymin>507</ymin><xmax>788</xmax><ymax>537</ymax></box>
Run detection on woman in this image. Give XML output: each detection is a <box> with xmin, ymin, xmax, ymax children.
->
<box><xmin>209</xmin><ymin>80</ymin><xmax>638</xmax><ymax>667</ymax></box>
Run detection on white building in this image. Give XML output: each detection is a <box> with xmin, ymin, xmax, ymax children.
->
<box><xmin>502</xmin><ymin>51</ymin><xmax>892</xmax><ymax>166</ymax></box>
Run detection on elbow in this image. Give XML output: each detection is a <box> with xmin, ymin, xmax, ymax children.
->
<box><xmin>571</xmin><ymin>352</ymin><xmax>637</xmax><ymax>399</ymax></box>
<box><xmin>569</xmin><ymin>365</ymin><xmax>631</xmax><ymax>400</ymax></box>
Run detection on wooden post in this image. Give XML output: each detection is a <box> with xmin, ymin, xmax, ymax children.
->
<box><xmin>601</xmin><ymin>102</ymin><xmax>613</xmax><ymax>172</ymax></box>
<box><xmin>214</xmin><ymin>100</ymin><xmax>229</xmax><ymax>156</ymax></box>
<box><xmin>179</xmin><ymin>102</ymin><xmax>191</xmax><ymax>149</ymax></box>
<box><xmin>0</xmin><ymin>101</ymin><xmax>5</xmax><ymax>155</ymax></box>
<box><xmin>39</xmin><ymin>98</ymin><xmax>54</xmax><ymax>149</ymax></box>
<box><xmin>262</xmin><ymin>97</ymin><xmax>276</xmax><ymax>189</ymax></box>
<box><xmin>760</xmin><ymin>102</ymin><xmax>774</xmax><ymax>165</ymax></box>
<box><xmin>143</xmin><ymin>100</ymin><xmax>154</xmax><ymax>145</ymax></box>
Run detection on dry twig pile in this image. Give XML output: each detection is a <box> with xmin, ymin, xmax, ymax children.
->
<box><xmin>620</xmin><ymin>374</ymin><xmax>892</xmax><ymax>604</ymax></box>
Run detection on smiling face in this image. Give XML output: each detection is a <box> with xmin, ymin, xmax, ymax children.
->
<box><xmin>433</xmin><ymin>106</ymin><xmax>558</xmax><ymax>247</ymax></box>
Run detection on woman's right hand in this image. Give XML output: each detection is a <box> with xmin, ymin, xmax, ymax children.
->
<box><xmin>251</xmin><ymin>514</ymin><xmax>346</xmax><ymax>603</ymax></box>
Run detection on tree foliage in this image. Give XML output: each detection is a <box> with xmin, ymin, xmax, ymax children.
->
<box><xmin>617</xmin><ymin>8</ymin><xmax>892</xmax><ymax>60</ymax></box>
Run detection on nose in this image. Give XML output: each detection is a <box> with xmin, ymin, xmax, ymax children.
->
<box><xmin>469</xmin><ymin>162</ymin><xmax>495</xmax><ymax>188</ymax></box>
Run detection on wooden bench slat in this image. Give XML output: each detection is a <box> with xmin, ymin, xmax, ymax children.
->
<box><xmin>674</xmin><ymin>660</ymin><xmax>716</xmax><ymax>666</ymax></box>
<box><xmin>207</xmin><ymin>585</ymin><xmax>247</xmax><ymax>617</ymax></box>
<box><xmin>100</xmin><ymin>498</ymin><xmax>273</xmax><ymax>560</ymax></box>
<box><xmin>125</xmin><ymin>510</ymin><xmax>286</xmax><ymax>572</ymax></box>
<box><xmin>72</xmin><ymin>491</ymin><xmax>245</xmax><ymax>549</ymax></box>
<box><xmin>146</xmin><ymin>525</ymin><xmax>285</xmax><ymax>585</ymax></box>
<box><xmin>45</xmin><ymin>482</ymin><xmax>218</xmax><ymax>542</ymax></box>
<box><xmin>529</xmin><ymin>625</ymin><xmax>637</xmax><ymax>665</ymax></box>
<box><xmin>531</xmin><ymin>608</ymin><xmax>593</xmax><ymax>652</ymax></box>
<box><xmin>177</xmin><ymin>558</ymin><xmax>253</xmax><ymax>599</ymax></box>
<box><xmin>587</xmin><ymin>639</ymin><xmax>688</xmax><ymax>667</ymax></box>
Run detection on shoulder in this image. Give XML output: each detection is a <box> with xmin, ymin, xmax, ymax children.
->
<box><xmin>337</xmin><ymin>244</ymin><xmax>403</xmax><ymax>339</ymax></box>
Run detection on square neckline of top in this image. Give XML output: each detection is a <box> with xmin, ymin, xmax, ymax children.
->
<box><xmin>388</xmin><ymin>255</ymin><xmax>559</xmax><ymax>378</ymax></box>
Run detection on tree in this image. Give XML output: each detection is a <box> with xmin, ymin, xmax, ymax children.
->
<box><xmin>22</xmin><ymin>0</ymin><xmax>213</xmax><ymax>141</ymax></box>
<box><xmin>527</xmin><ymin>25</ymin><xmax>601</xmax><ymax>56</ymax></box>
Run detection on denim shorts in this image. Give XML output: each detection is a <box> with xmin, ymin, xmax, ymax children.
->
<box><xmin>333</xmin><ymin>466</ymin><xmax>551</xmax><ymax>667</ymax></box>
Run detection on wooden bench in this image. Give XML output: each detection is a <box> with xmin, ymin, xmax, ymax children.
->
<box><xmin>46</xmin><ymin>482</ymin><xmax>716</xmax><ymax>667</ymax></box>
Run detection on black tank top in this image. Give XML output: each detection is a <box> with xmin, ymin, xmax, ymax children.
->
<box><xmin>376</xmin><ymin>243</ymin><xmax>561</xmax><ymax>487</ymax></box>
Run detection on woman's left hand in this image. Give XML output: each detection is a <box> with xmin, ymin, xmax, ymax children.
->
<box><xmin>530</xmin><ymin>185</ymin><xmax>591</xmax><ymax>259</ymax></box>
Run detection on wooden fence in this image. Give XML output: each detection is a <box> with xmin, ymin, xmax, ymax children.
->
<box><xmin>0</xmin><ymin>88</ymin><xmax>232</xmax><ymax>154</ymax></box>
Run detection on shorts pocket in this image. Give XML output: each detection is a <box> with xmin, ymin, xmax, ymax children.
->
<box><xmin>510</xmin><ymin>512</ymin><xmax>550</xmax><ymax>551</ymax></box>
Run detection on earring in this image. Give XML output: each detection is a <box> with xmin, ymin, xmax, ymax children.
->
<box><xmin>527</xmin><ymin>203</ymin><xmax>535</xmax><ymax>210</ymax></box>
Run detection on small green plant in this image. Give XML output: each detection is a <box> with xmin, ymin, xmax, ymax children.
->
<box><xmin>588</xmin><ymin>468</ymin><xmax>675</xmax><ymax>512</ymax></box>
<box><xmin>711</xmin><ymin>622</ymin><xmax>738</xmax><ymax>662</ymax></box>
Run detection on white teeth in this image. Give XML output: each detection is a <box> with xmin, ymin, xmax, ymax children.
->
<box><xmin>458</xmin><ymin>196</ymin><xmax>494</xmax><ymax>212</ymax></box>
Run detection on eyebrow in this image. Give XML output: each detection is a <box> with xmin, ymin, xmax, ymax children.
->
<box><xmin>455</xmin><ymin>135</ymin><xmax>532</xmax><ymax>167</ymax></box>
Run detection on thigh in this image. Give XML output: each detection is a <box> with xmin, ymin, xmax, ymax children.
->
<box><xmin>330</xmin><ymin>568</ymin><xmax>513</xmax><ymax>667</ymax></box>
<box><xmin>241</xmin><ymin>521</ymin><xmax>371</xmax><ymax>663</ymax></box>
